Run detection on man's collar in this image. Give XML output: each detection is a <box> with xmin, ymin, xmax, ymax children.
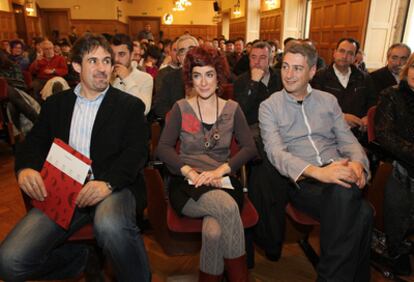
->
<box><xmin>333</xmin><ymin>64</ymin><xmax>351</xmax><ymax>77</ymax></box>
<box><xmin>74</xmin><ymin>83</ymin><xmax>109</xmax><ymax>101</ymax></box>
<box><xmin>283</xmin><ymin>84</ymin><xmax>313</xmax><ymax>103</ymax></box>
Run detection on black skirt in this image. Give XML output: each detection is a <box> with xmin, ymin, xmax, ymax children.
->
<box><xmin>169</xmin><ymin>175</ymin><xmax>244</xmax><ymax>216</ymax></box>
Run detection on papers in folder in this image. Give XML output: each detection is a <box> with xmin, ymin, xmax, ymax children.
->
<box><xmin>32</xmin><ymin>138</ymin><xmax>91</xmax><ymax>229</ymax></box>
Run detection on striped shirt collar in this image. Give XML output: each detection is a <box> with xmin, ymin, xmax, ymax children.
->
<box><xmin>73</xmin><ymin>83</ymin><xmax>110</xmax><ymax>101</ymax></box>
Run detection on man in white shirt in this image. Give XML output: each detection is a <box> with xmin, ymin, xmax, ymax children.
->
<box><xmin>311</xmin><ymin>38</ymin><xmax>376</xmax><ymax>136</ymax></box>
<box><xmin>110</xmin><ymin>33</ymin><xmax>153</xmax><ymax>115</ymax></box>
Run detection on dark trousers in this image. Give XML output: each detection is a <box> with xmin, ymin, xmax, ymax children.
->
<box><xmin>289</xmin><ymin>179</ymin><xmax>373</xmax><ymax>282</ymax></box>
<box><xmin>0</xmin><ymin>189</ymin><xmax>150</xmax><ymax>282</ymax></box>
<box><xmin>384</xmin><ymin>164</ymin><xmax>414</xmax><ymax>256</ymax></box>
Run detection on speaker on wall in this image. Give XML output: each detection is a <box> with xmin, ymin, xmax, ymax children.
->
<box><xmin>213</xmin><ymin>1</ymin><xmax>220</xmax><ymax>12</ymax></box>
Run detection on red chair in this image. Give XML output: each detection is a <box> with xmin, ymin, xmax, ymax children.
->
<box><xmin>221</xmin><ymin>83</ymin><xmax>234</xmax><ymax>100</ymax></box>
<box><xmin>285</xmin><ymin>203</ymin><xmax>320</xmax><ymax>269</ymax></box>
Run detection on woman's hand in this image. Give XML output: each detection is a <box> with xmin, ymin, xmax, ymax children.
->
<box><xmin>194</xmin><ymin>163</ymin><xmax>231</xmax><ymax>188</ymax></box>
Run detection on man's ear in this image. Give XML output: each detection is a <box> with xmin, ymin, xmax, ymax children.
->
<box><xmin>309</xmin><ymin>64</ymin><xmax>317</xmax><ymax>80</ymax></box>
<box><xmin>72</xmin><ymin>62</ymin><xmax>81</xmax><ymax>74</ymax></box>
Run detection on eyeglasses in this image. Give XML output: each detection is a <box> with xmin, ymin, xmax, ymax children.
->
<box><xmin>177</xmin><ymin>45</ymin><xmax>195</xmax><ymax>56</ymax></box>
<box><xmin>390</xmin><ymin>55</ymin><xmax>408</xmax><ymax>63</ymax></box>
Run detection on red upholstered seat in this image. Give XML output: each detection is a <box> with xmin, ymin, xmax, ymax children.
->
<box><xmin>285</xmin><ymin>203</ymin><xmax>320</xmax><ymax>226</ymax></box>
<box><xmin>67</xmin><ymin>223</ymin><xmax>95</xmax><ymax>241</ymax></box>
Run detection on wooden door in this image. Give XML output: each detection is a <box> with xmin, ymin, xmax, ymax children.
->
<box><xmin>40</xmin><ymin>9</ymin><xmax>70</xmax><ymax>42</ymax></box>
<box><xmin>13</xmin><ymin>3</ymin><xmax>28</xmax><ymax>43</ymax></box>
<box><xmin>129</xmin><ymin>17</ymin><xmax>161</xmax><ymax>41</ymax></box>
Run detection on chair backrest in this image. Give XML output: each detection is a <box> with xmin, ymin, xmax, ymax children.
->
<box><xmin>367</xmin><ymin>106</ymin><xmax>377</xmax><ymax>143</ymax></box>
<box><xmin>221</xmin><ymin>83</ymin><xmax>234</xmax><ymax>100</ymax></box>
<box><xmin>143</xmin><ymin>167</ymin><xmax>201</xmax><ymax>255</ymax></box>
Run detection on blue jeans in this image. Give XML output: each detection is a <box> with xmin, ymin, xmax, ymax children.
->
<box><xmin>0</xmin><ymin>188</ymin><xmax>150</xmax><ymax>282</ymax></box>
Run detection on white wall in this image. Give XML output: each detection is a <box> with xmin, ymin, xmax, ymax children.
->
<box><xmin>364</xmin><ymin>0</ymin><xmax>400</xmax><ymax>69</ymax></box>
<box><xmin>282</xmin><ymin>0</ymin><xmax>306</xmax><ymax>40</ymax></box>
<box><xmin>403</xmin><ymin>1</ymin><xmax>414</xmax><ymax>50</ymax></box>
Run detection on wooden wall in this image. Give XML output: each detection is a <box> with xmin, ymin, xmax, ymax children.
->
<box><xmin>71</xmin><ymin>20</ymin><xmax>128</xmax><ymax>36</ymax></box>
<box><xmin>309</xmin><ymin>0</ymin><xmax>371</xmax><ymax>64</ymax></box>
<box><xmin>26</xmin><ymin>16</ymin><xmax>42</xmax><ymax>41</ymax></box>
<box><xmin>259</xmin><ymin>9</ymin><xmax>283</xmax><ymax>42</ymax></box>
<box><xmin>160</xmin><ymin>24</ymin><xmax>217</xmax><ymax>40</ymax></box>
<box><xmin>229</xmin><ymin>17</ymin><xmax>246</xmax><ymax>40</ymax></box>
<box><xmin>0</xmin><ymin>11</ymin><xmax>16</xmax><ymax>40</ymax></box>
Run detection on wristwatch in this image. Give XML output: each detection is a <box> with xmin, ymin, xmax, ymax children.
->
<box><xmin>105</xmin><ymin>182</ymin><xmax>114</xmax><ymax>192</ymax></box>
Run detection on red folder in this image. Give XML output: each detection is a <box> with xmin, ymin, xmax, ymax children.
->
<box><xmin>32</xmin><ymin>138</ymin><xmax>92</xmax><ymax>229</ymax></box>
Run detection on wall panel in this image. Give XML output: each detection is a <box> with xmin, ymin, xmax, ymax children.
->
<box><xmin>259</xmin><ymin>9</ymin><xmax>282</xmax><ymax>42</ymax></box>
<box><xmin>229</xmin><ymin>17</ymin><xmax>246</xmax><ymax>40</ymax></box>
<box><xmin>26</xmin><ymin>16</ymin><xmax>42</xmax><ymax>40</ymax></box>
<box><xmin>0</xmin><ymin>10</ymin><xmax>16</xmax><ymax>40</ymax></box>
<box><xmin>160</xmin><ymin>24</ymin><xmax>217</xmax><ymax>40</ymax></box>
<box><xmin>309</xmin><ymin>0</ymin><xmax>370</xmax><ymax>64</ymax></box>
<box><xmin>71</xmin><ymin>20</ymin><xmax>128</xmax><ymax>35</ymax></box>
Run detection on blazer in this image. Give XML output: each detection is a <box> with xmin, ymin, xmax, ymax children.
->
<box><xmin>15</xmin><ymin>86</ymin><xmax>149</xmax><ymax>214</ymax></box>
<box><xmin>370</xmin><ymin>66</ymin><xmax>398</xmax><ymax>95</ymax></box>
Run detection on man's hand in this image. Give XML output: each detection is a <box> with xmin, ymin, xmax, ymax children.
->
<box><xmin>348</xmin><ymin>161</ymin><xmax>366</xmax><ymax>189</ymax></box>
<box><xmin>76</xmin><ymin>180</ymin><xmax>112</xmax><ymax>208</ymax></box>
<box><xmin>304</xmin><ymin>160</ymin><xmax>358</xmax><ymax>188</ymax></box>
<box><xmin>43</xmin><ymin>68</ymin><xmax>55</xmax><ymax>75</ymax></box>
<box><xmin>344</xmin><ymin>113</ymin><xmax>363</xmax><ymax>128</ymax></box>
<box><xmin>113</xmin><ymin>64</ymin><xmax>130</xmax><ymax>80</ymax></box>
<box><xmin>359</xmin><ymin>116</ymin><xmax>368</xmax><ymax>132</ymax></box>
<box><xmin>251</xmin><ymin>68</ymin><xmax>265</xmax><ymax>82</ymax></box>
<box><xmin>17</xmin><ymin>168</ymin><xmax>47</xmax><ymax>201</ymax></box>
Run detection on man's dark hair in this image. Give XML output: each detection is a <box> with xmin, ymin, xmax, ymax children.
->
<box><xmin>336</xmin><ymin>38</ymin><xmax>360</xmax><ymax>54</ymax></box>
<box><xmin>235</xmin><ymin>37</ymin><xmax>244</xmax><ymax>43</ymax></box>
<box><xmin>284</xmin><ymin>42</ymin><xmax>318</xmax><ymax>68</ymax></box>
<box><xmin>251</xmin><ymin>41</ymin><xmax>272</xmax><ymax>58</ymax></box>
<box><xmin>283</xmin><ymin>37</ymin><xmax>296</xmax><ymax>47</ymax></box>
<box><xmin>387</xmin><ymin>43</ymin><xmax>411</xmax><ymax>58</ymax></box>
<box><xmin>9</xmin><ymin>39</ymin><xmax>24</xmax><ymax>49</ymax></box>
<box><xmin>225</xmin><ymin>40</ymin><xmax>234</xmax><ymax>45</ymax></box>
<box><xmin>71</xmin><ymin>34</ymin><xmax>114</xmax><ymax>65</ymax></box>
<box><xmin>111</xmin><ymin>33</ymin><xmax>133</xmax><ymax>53</ymax></box>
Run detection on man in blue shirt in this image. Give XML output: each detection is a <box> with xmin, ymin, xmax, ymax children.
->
<box><xmin>259</xmin><ymin>42</ymin><xmax>373</xmax><ymax>282</ymax></box>
<box><xmin>0</xmin><ymin>34</ymin><xmax>150</xmax><ymax>281</ymax></box>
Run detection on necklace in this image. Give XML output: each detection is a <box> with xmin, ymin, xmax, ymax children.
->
<box><xmin>196</xmin><ymin>95</ymin><xmax>220</xmax><ymax>150</ymax></box>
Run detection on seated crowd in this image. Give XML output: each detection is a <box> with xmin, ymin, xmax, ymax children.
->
<box><xmin>0</xmin><ymin>28</ymin><xmax>412</xmax><ymax>282</ymax></box>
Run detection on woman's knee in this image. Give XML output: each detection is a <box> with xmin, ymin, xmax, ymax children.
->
<box><xmin>203</xmin><ymin>218</ymin><xmax>222</xmax><ymax>242</ymax></box>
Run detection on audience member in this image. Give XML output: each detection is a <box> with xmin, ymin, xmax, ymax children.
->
<box><xmin>138</xmin><ymin>23</ymin><xmax>154</xmax><ymax>41</ymax></box>
<box><xmin>375</xmin><ymin>52</ymin><xmax>414</xmax><ymax>276</ymax></box>
<box><xmin>371</xmin><ymin>43</ymin><xmax>411</xmax><ymax>94</ymax></box>
<box><xmin>110</xmin><ymin>33</ymin><xmax>153</xmax><ymax>115</ymax></box>
<box><xmin>9</xmin><ymin>39</ymin><xmax>30</xmax><ymax>71</ymax></box>
<box><xmin>311</xmin><ymin>38</ymin><xmax>376</xmax><ymax>140</ymax></box>
<box><xmin>0</xmin><ymin>34</ymin><xmax>151</xmax><ymax>281</ymax></box>
<box><xmin>152</xmin><ymin>34</ymin><xmax>198</xmax><ymax>120</ymax></box>
<box><xmin>29</xmin><ymin>40</ymin><xmax>68</xmax><ymax>100</ymax></box>
<box><xmin>234</xmin><ymin>41</ymin><xmax>282</xmax><ymax>135</ymax></box>
<box><xmin>157</xmin><ymin>46</ymin><xmax>256</xmax><ymax>281</ymax></box>
<box><xmin>0</xmin><ymin>50</ymin><xmax>39</xmax><ymax>132</ymax></box>
<box><xmin>354</xmin><ymin>49</ymin><xmax>367</xmax><ymax>72</ymax></box>
<box><xmin>259</xmin><ymin>42</ymin><xmax>373</xmax><ymax>282</ymax></box>
<box><xmin>226</xmin><ymin>37</ymin><xmax>244</xmax><ymax>71</ymax></box>
<box><xmin>144</xmin><ymin>45</ymin><xmax>161</xmax><ymax>78</ymax></box>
